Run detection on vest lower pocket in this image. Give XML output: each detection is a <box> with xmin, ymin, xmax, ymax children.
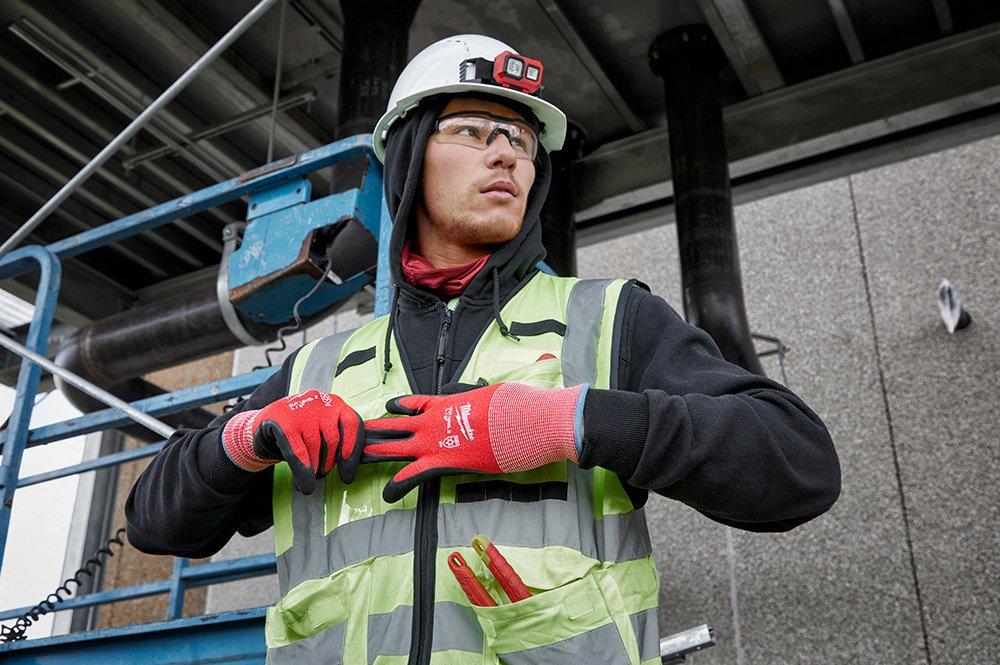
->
<box><xmin>265</xmin><ymin>618</ymin><xmax>347</xmax><ymax>664</ymax></box>
<box><xmin>470</xmin><ymin>567</ymin><xmax>642</xmax><ymax>665</ymax></box>
<box><xmin>265</xmin><ymin>561</ymin><xmax>357</xmax><ymax>650</ymax></box>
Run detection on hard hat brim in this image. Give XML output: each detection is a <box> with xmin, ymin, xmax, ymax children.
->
<box><xmin>372</xmin><ymin>82</ymin><xmax>567</xmax><ymax>162</ymax></box>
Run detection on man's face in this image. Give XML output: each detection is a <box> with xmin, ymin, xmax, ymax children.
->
<box><xmin>418</xmin><ymin>97</ymin><xmax>537</xmax><ymax>248</ymax></box>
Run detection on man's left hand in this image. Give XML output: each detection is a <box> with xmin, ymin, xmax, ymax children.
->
<box><xmin>364</xmin><ymin>382</ymin><xmax>589</xmax><ymax>503</ymax></box>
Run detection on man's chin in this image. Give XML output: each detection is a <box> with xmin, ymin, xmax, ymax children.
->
<box><xmin>452</xmin><ymin>215</ymin><xmax>523</xmax><ymax>245</ymax></box>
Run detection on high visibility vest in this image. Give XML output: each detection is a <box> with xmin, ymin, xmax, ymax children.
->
<box><xmin>265</xmin><ymin>273</ymin><xmax>662</xmax><ymax>665</ymax></box>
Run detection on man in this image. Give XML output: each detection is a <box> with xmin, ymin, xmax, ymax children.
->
<box><xmin>127</xmin><ymin>35</ymin><xmax>840</xmax><ymax>665</ymax></box>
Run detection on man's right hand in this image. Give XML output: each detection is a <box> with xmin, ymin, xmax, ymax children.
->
<box><xmin>221</xmin><ymin>390</ymin><xmax>364</xmax><ymax>494</ymax></box>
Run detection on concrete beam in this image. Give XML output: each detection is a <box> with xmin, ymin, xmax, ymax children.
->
<box><xmin>535</xmin><ymin>0</ymin><xmax>646</xmax><ymax>132</ymax></box>
<box><xmin>575</xmin><ymin>22</ymin><xmax>1000</xmax><ymax>227</ymax></box>
<box><xmin>99</xmin><ymin>0</ymin><xmax>324</xmax><ymax>158</ymax></box>
<box><xmin>4</xmin><ymin>0</ymin><xmax>253</xmax><ymax>181</ymax></box>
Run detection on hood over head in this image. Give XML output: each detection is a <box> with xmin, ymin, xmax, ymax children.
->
<box><xmin>382</xmin><ymin>94</ymin><xmax>552</xmax><ymax>304</ymax></box>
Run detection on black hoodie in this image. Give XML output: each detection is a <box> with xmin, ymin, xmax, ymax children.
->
<box><xmin>126</xmin><ymin>98</ymin><xmax>841</xmax><ymax>569</ymax></box>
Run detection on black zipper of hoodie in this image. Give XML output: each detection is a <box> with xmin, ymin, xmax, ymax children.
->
<box><xmin>410</xmin><ymin>305</ymin><xmax>452</xmax><ymax>664</ymax></box>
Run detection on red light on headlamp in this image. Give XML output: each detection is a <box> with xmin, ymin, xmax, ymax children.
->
<box><xmin>492</xmin><ymin>50</ymin><xmax>543</xmax><ymax>95</ymax></box>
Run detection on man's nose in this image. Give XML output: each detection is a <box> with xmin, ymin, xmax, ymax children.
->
<box><xmin>484</xmin><ymin>133</ymin><xmax>518</xmax><ymax>169</ymax></box>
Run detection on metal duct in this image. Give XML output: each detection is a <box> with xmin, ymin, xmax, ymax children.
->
<box><xmin>53</xmin><ymin>289</ymin><xmax>267</xmax><ymax>440</ymax></box>
<box><xmin>649</xmin><ymin>25</ymin><xmax>765</xmax><ymax>376</ymax></box>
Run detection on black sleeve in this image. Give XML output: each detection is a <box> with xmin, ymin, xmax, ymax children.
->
<box><xmin>580</xmin><ymin>286</ymin><xmax>841</xmax><ymax>532</ymax></box>
<box><xmin>124</xmin><ymin>351</ymin><xmax>299</xmax><ymax>557</ymax></box>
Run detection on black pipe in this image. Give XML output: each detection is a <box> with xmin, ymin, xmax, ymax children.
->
<box><xmin>53</xmin><ymin>289</ymin><xmax>265</xmax><ymax>440</ymax></box>
<box><xmin>336</xmin><ymin>0</ymin><xmax>420</xmax><ymax>139</ymax></box>
<box><xmin>55</xmin><ymin>290</ymin><xmax>253</xmax><ymax>386</ymax></box>
<box><xmin>540</xmin><ymin>123</ymin><xmax>585</xmax><ymax>276</ymax></box>
<box><xmin>649</xmin><ymin>25</ymin><xmax>765</xmax><ymax>376</ymax></box>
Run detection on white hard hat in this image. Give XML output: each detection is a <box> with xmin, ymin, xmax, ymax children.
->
<box><xmin>372</xmin><ymin>34</ymin><xmax>567</xmax><ymax>162</ymax></box>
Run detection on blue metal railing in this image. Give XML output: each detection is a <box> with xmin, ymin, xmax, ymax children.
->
<box><xmin>0</xmin><ymin>135</ymin><xmax>388</xmax><ymax>661</ymax></box>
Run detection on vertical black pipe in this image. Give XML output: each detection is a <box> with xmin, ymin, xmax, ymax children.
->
<box><xmin>649</xmin><ymin>25</ymin><xmax>765</xmax><ymax>375</ymax></box>
<box><xmin>540</xmin><ymin>123</ymin><xmax>584</xmax><ymax>276</ymax></box>
<box><xmin>336</xmin><ymin>0</ymin><xmax>420</xmax><ymax>139</ymax></box>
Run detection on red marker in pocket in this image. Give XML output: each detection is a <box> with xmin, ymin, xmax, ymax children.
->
<box><xmin>472</xmin><ymin>534</ymin><xmax>532</xmax><ymax>603</ymax></box>
<box><xmin>448</xmin><ymin>551</ymin><xmax>496</xmax><ymax>607</ymax></box>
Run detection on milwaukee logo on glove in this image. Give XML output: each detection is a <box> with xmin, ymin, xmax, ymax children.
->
<box><xmin>439</xmin><ymin>403</ymin><xmax>475</xmax><ymax>448</ymax></box>
<box><xmin>287</xmin><ymin>391</ymin><xmax>334</xmax><ymax>410</ymax></box>
<box><xmin>443</xmin><ymin>404</ymin><xmax>475</xmax><ymax>440</ymax></box>
<box><xmin>363</xmin><ymin>382</ymin><xmax>585</xmax><ymax>503</ymax></box>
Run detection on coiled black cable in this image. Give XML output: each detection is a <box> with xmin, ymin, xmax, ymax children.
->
<box><xmin>222</xmin><ymin>258</ymin><xmax>334</xmax><ymax>415</ymax></box>
<box><xmin>0</xmin><ymin>526</ymin><xmax>127</xmax><ymax>643</ymax></box>
<box><xmin>254</xmin><ymin>258</ymin><xmax>333</xmax><ymax>372</ymax></box>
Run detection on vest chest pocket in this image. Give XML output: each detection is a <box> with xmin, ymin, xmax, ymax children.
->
<box><xmin>332</xmin><ymin>345</ymin><xmax>394</xmax><ymax>420</ymax></box>
<box><xmin>470</xmin><ymin>566</ymin><xmax>642</xmax><ymax>665</ymax></box>
<box><xmin>471</xmin><ymin>356</ymin><xmax>564</xmax><ymax>391</ymax></box>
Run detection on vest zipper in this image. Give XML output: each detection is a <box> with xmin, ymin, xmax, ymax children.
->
<box><xmin>412</xmin><ymin>305</ymin><xmax>452</xmax><ymax>664</ymax></box>
<box><xmin>435</xmin><ymin>309</ymin><xmax>451</xmax><ymax>391</ymax></box>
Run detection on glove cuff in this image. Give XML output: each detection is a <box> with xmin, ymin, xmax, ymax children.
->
<box><xmin>489</xmin><ymin>383</ymin><xmax>586</xmax><ymax>472</ymax></box>
<box><xmin>221</xmin><ymin>409</ymin><xmax>272</xmax><ymax>472</ymax></box>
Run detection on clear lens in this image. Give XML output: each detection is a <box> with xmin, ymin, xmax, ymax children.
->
<box><xmin>434</xmin><ymin>113</ymin><xmax>538</xmax><ymax>159</ymax></box>
<box><xmin>504</xmin><ymin>57</ymin><xmax>524</xmax><ymax>78</ymax></box>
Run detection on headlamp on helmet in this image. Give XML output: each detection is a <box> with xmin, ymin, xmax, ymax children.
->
<box><xmin>373</xmin><ymin>35</ymin><xmax>566</xmax><ymax>162</ymax></box>
<box><xmin>459</xmin><ymin>50</ymin><xmax>544</xmax><ymax>96</ymax></box>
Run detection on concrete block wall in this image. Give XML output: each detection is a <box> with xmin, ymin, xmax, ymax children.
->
<box><xmin>206</xmin><ymin>134</ymin><xmax>999</xmax><ymax>663</ymax></box>
<box><xmin>97</xmin><ymin>352</ymin><xmax>233</xmax><ymax>627</ymax></box>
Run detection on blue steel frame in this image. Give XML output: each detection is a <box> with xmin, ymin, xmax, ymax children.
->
<box><xmin>0</xmin><ymin>135</ymin><xmax>391</xmax><ymax>663</ymax></box>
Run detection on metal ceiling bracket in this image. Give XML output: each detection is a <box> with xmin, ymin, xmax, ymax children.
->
<box><xmin>696</xmin><ymin>0</ymin><xmax>784</xmax><ymax>95</ymax></box>
<box><xmin>825</xmin><ymin>0</ymin><xmax>865</xmax><ymax>64</ymax></box>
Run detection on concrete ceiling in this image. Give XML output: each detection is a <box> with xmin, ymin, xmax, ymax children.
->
<box><xmin>0</xmin><ymin>0</ymin><xmax>998</xmax><ymax>326</ymax></box>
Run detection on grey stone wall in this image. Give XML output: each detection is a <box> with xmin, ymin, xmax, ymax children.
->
<box><xmin>577</xmin><ymin>134</ymin><xmax>999</xmax><ymax>664</ymax></box>
<box><xmin>208</xmin><ymin>134</ymin><xmax>999</xmax><ymax>663</ymax></box>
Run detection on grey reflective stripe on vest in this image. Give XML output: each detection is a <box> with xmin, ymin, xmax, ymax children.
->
<box><xmin>279</xmin><ymin>507</ymin><xmax>417</xmax><ymax>590</ymax></box>
<box><xmin>276</xmin><ymin>328</ymin><xmax>357</xmax><ymax>593</ymax></box>
<box><xmin>277</xmin><ymin>476</ymin><xmax>328</xmax><ymax>592</ymax></box>
<box><xmin>278</xmin><ymin>495</ymin><xmax>652</xmax><ymax>591</ymax></box>
<box><xmin>501</xmin><ymin>621</ymin><xmax>634</xmax><ymax>665</ymax></box>
<box><xmin>298</xmin><ymin>328</ymin><xmax>356</xmax><ymax>394</ymax></box>
<box><xmin>368</xmin><ymin>601</ymin><xmax>482</xmax><ymax>663</ymax></box>
<box><xmin>631</xmin><ymin>607</ymin><xmax>661</xmax><ymax>663</ymax></box>
<box><xmin>562</xmin><ymin>279</ymin><xmax>613</xmax><ymax>386</ymax></box>
<box><xmin>440</xmin><ymin>474</ymin><xmax>651</xmax><ymax>560</ymax></box>
<box><xmin>266</xmin><ymin>618</ymin><xmax>346</xmax><ymax>664</ymax></box>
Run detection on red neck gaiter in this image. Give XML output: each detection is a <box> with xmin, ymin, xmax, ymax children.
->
<box><xmin>401</xmin><ymin>239</ymin><xmax>491</xmax><ymax>299</ymax></box>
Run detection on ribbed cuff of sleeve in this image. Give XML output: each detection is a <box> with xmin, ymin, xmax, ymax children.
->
<box><xmin>579</xmin><ymin>388</ymin><xmax>649</xmax><ymax>477</ymax></box>
<box><xmin>196</xmin><ymin>412</ymin><xmax>261</xmax><ymax>494</ymax></box>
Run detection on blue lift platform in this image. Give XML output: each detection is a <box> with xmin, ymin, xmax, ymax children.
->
<box><xmin>0</xmin><ymin>134</ymin><xmax>393</xmax><ymax>663</ymax></box>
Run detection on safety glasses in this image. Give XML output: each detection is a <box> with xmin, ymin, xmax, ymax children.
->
<box><xmin>432</xmin><ymin>111</ymin><xmax>539</xmax><ymax>160</ymax></box>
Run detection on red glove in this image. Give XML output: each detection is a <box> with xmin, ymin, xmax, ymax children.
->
<box><xmin>222</xmin><ymin>389</ymin><xmax>363</xmax><ymax>495</ymax></box>
<box><xmin>364</xmin><ymin>382</ymin><xmax>588</xmax><ymax>503</ymax></box>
